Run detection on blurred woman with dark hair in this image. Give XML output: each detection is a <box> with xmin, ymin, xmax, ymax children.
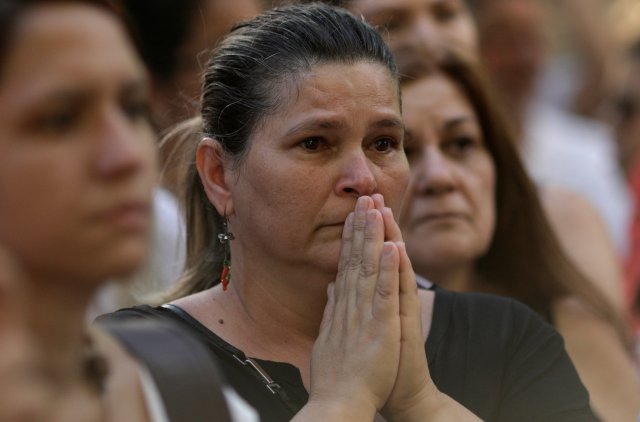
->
<box><xmin>400</xmin><ymin>51</ymin><xmax>640</xmax><ymax>421</ymax></box>
<box><xmin>0</xmin><ymin>1</ymin><xmax>261</xmax><ymax>419</ymax></box>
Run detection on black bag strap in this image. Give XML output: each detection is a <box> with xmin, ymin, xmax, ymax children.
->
<box><xmin>102</xmin><ymin>319</ymin><xmax>233</xmax><ymax>422</ymax></box>
<box><xmin>161</xmin><ymin>304</ymin><xmax>299</xmax><ymax>415</ymax></box>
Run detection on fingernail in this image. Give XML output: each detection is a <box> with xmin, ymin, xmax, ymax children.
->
<box><xmin>356</xmin><ymin>196</ymin><xmax>368</xmax><ymax>212</ymax></box>
<box><xmin>345</xmin><ymin>212</ymin><xmax>354</xmax><ymax>227</ymax></box>
<box><xmin>382</xmin><ymin>241</ymin><xmax>394</xmax><ymax>257</ymax></box>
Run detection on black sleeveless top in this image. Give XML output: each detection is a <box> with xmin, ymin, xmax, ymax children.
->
<box><xmin>96</xmin><ymin>288</ymin><xmax>598</xmax><ymax>422</ymax></box>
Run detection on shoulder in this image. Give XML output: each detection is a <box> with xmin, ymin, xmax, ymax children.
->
<box><xmin>433</xmin><ymin>288</ymin><xmax>541</xmax><ymax>326</ymax></box>
<box><xmin>91</xmin><ymin>327</ymin><xmax>150</xmax><ymax>422</ymax></box>
<box><xmin>540</xmin><ymin>186</ymin><xmax>624</xmax><ymax>310</ymax></box>
<box><xmin>552</xmin><ymin>297</ymin><xmax>640</xmax><ymax>420</ymax></box>
<box><xmin>94</xmin><ymin>304</ymin><xmax>167</xmax><ymax>324</ymax></box>
<box><xmin>429</xmin><ymin>288</ymin><xmax>589</xmax><ymax>363</ymax></box>
<box><xmin>427</xmin><ymin>289</ymin><xmax>596</xmax><ymax>420</ymax></box>
<box><xmin>551</xmin><ymin>296</ymin><xmax>625</xmax><ymax>349</ymax></box>
<box><xmin>541</xmin><ymin>186</ymin><xmax>606</xmax><ymax>230</ymax></box>
<box><xmin>430</xmin><ymin>288</ymin><xmax>560</xmax><ymax>354</ymax></box>
<box><xmin>427</xmin><ymin>290</ymin><xmax>594</xmax><ymax>421</ymax></box>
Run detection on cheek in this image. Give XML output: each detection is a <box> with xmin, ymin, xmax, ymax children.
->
<box><xmin>235</xmin><ymin>151</ymin><xmax>326</xmax><ymax>228</ymax></box>
<box><xmin>449</xmin><ymin>20</ymin><xmax>477</xmax><ymax>52</ymax></box>
<box><xmin>0</xmin><ymin>176</ymin><xmax>68</xmax><ymax>265</ymax></box>
<box><xmin>0</xmin><ymin>141</ymin><xmax>90</xmax><ymax>250</ymax></box>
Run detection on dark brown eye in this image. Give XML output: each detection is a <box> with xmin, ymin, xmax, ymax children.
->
<box><xmin>301</xmin><ymin>137</ymin><xmax>323</xmax><ymax>151</ymax></box>
<box><xmin>122</xmin><ymin>99</ymin><xmax>150</xmax><ymax>122</ymax></box>
<box><xmin>374</xmin><ymin>137</ymin><xmax>396</xmax><ymax>152</ymax></box>
<box><xmin>39</xmin><ymin>109</ymin><xmax>78</xmax><ymax>134</ymax></box>
<box><xmin>446</xmin><ymin>136</ymin><xmax>476</xmax><ymax>155</ymax></box>
<box><xmin>434</xmin><ymin>2</ymin><xmax>458</xmax><ymax>23</ymax></box>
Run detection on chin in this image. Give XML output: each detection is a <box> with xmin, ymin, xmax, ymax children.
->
<box><xmin>78</xmin><ymin>238</ymin><xmax>149</xmax><ymax>282</ymax></box>
<box><xmin>308</xmin><ymin>244</ymin><xmax>341</xmax><ymax>276</ymax></box>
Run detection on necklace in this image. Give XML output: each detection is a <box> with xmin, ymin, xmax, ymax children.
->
<box><xmin>82</xmin><ymin>332</ymin><xmax>110</xmax><ymax>422</ymax></box>
<box><xmin>82</xmin><ymin>332</ymin><xmax>109</xmax><ymax>393</ymax></box>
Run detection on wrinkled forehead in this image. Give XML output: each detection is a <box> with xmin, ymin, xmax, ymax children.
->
<box><xmin>247</xmin><ymin>60</ymin><xmax>402</xmax><ymax>143</ymax></box>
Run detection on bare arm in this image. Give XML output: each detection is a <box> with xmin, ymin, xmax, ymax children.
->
<box><xmin>541</xmin><ymin>186</ymin><xmax>625</xmax><ymax>311</ymax></box>
<box><xmin>553</xmin><ymin>297</ymin><xmax>640</xmax><ymax>421</ymax></box>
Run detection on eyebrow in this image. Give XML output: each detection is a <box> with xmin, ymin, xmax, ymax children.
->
<box><xmin>374</xmin><ymin>117</ymin><xmax>405</xmax><ymax>131</ymax></box>
<box><xmin>444</xmin><ymin>116</ymin><xmax>472</xmax><ymax>130</ymax></box>
<box><xmin>286</xmin><ymin>118</ymin><xmax>346</xmax><ymax>137</ymax></box>
<box><xmin>120</xmin><ymin>77</ymin><xmax>150</xmax><ymax>98</ymax></box>
<box><xmin>16</xmin><ymin>75</ymin><xmax>149</xmax><ymax>109</ymax></box>
<box><xmin>403</xmin><ymin>116</ymin><xmax>472</xmax><ymax>139</ymax></box>
<box><xmin>285</xmin><ymin>117</ymin><xmax>404</xmax><ymax>137</ymax></box>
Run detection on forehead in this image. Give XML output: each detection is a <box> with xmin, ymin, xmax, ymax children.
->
<box><xmin>254</xmin><ymin>61</ymin><xmax>401</xmax><ymax>134</ymax></box>
<box><xmin>295</xmin><ymin>62</ymin><xmax>398</xmax><ymax>109</ymax></box>
<box><xmin>402</xmin><ymin>73</ymin><xmax>474</xmax><ymax>118</ymax></box>
<box><xmin>0</xmin><ymin>4</ymin><xmax>145</xmax><ymax>100</ymax></box>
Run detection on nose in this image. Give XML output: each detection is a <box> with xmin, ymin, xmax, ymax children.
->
<box><xmin>335</xmin><ymin>151</ymin><xmax>377</xmax><ymax>198</ymax></box>
<box><xmin>413</xmin><ymin>147</ymin><xmax>456</xmax><ymax>196</ymax></box>
<box><xmin>95</xmin><ymin>108</ymin><xmax>148</xmax><ymax>179</ymax></box>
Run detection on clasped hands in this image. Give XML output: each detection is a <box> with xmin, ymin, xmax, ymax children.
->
<box><xmin>303</xmin><ymin>194</ymin><xmax>438</xmax><ymax>421</ymax></box>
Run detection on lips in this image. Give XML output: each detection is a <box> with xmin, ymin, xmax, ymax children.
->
<box><xmin>409</xmin><ymin>211</ymin><xmax>468</xmax><ymax>229</ymax></box>
<box><xmin>101</xmin><ymin>200</ymin><xmax>151</xmax><ymax>231</ymax></box>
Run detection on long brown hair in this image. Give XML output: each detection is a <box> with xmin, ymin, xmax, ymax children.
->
<box><xmin>418</xmin><ymin>51</ymin><xmax>633</xmax><ymax>352</ymax></box>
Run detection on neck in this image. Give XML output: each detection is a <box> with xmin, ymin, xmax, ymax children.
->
<box><xmin>27</xmin><ymin>272</ymin><xmax>97</xmax><ymax>388</ymax></box>
<box><xmin>419</xmin><ymin>264</ymin><xmax>476</xmax><ymax>292</ymax></box>
<box><xmin>224</xmin><ymin>246</ymin><xmax>332</xmax><ymax>349</ymax></box>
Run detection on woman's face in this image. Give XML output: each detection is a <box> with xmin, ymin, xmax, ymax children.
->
<box><xmin>0</xmin><ymin>4</ymin><xmax>157</xmax><ymax>284</ymax></box>
<box><xmin>400</xmin><ymin>73</ymin><xmax>495</xmax><ymax>278</ymax></box>
<box><xmin>228</xmin><ymin>62</ymin><xmax>408</xmax><ymax>274</ymax></box>
<box><xmin>347</xmin><ymin>0</ymin><xmax>477</xmax><ymax>76</ymax></box>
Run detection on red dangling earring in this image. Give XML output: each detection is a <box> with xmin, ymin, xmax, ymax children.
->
<box><xmin>218</xmin><ymin>212</ymin><xmax>234</xmax><ymax>291</ymax></box>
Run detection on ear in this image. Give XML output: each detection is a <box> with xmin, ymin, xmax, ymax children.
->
<box><xmin>196</xmin><ymin>138</ymin><xmax>234</xmax><ymax>216</ymax></box>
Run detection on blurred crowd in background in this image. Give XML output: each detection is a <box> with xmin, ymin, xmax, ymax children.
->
<box><xmin>93</xmin><ymin>0</ymin><xmax>640</xmax><ymax>356</ymax></box>
<box><xmin>3</xmin><ymin>0</ymin><xmax>640</xmax><ymax>420</ymax></box>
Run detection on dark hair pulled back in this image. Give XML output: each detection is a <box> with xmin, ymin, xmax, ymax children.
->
<box><xmin>169</xmin><ymin>2</ymin><xmax>398</xmax><ymax>299</ymax></box>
